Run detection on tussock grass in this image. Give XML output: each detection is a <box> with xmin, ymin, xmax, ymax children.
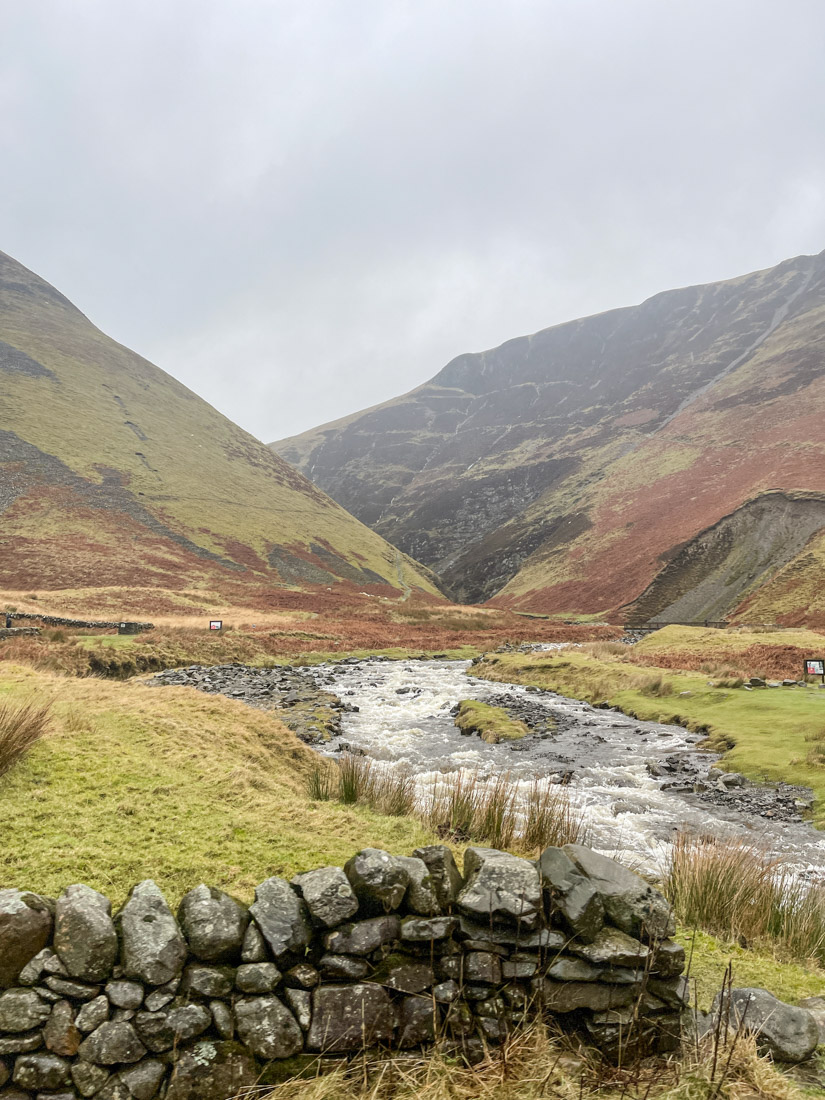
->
<box><xmin>665</xmin><ymin>833</ymin><xmax>825</xmax><ymax>966</ymax></box>
<box><xmin>455</xmin><ymin>699</ymin><xmax>529</xmax><ymax>743</ymax></box>
<box><xmin>0</xmin><ymin>699</ymin><xmax>50</xmax><ymax>778</ymax></box>
<box><xmin>639</xmin><ymin>673</ymin><xmax>674</xmax><ymax>697</ymax></box>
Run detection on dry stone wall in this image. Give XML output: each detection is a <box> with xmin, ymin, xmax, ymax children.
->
<box><xmin>0</xmin><ymin>844</ymin><xmax>686</xmax><ymax>1100</ymax></box>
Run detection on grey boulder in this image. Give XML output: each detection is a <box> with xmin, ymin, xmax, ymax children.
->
<box><xmin>412</xmin><ymin>845</ymin><xmax>463</xmax><ymax>909</ymax></box>
<box><xmin>0</xmin><ymin>988</ymin><xmax>51</xmax><ymax>1031</ymax></box>
<box><xmin>134</xmin><ymin>1003</ymin><xmax>211</xmax><ymax>1053</ymax></box>
<box><xmin>291</xmin><ymin>866</ymin><xmax>359</xmax><ymax>928</ymax></box>
<box><xmin>563</xmin><ymin>845</ymin><xmax>675</xmax><ymax>940</ymax></box>
<box><xmin>177</xmin><ymin>885</ymin><xmax>248</xmax><ymax>962</ymax></box>
<box><xmin>344</xmin><ymin>848</ymin><xmax>410</xmax><ymax>914</ymax></box>
<box><xmin>54</xmin><ymin>884</ymin><xmax>117</xmax><ymax>983</ymax></box>
<box><xmin>12</xmin><ymin>1051</ymin><xmax>70</xmax><ymax>1090</ymax></box>
<box><xmin>396</xmin><ymin>856</ymin><xmax>440</xmax><ymax>916</ymax></box>
<box><xmin>536</xmin><ymin>846</ymin><xmax>604</xmax><ymax>942</ymax></box>
<box><xmin>0</xmin><ymin>889</ymin><xmax>53</xmax><ymax>988</ymax></box>
<box><xmin>118</xmin><ymin>1058</ymin><xmax>166</xmax><ymax>1100</ymax></box>
<box><xmin>249</xmin><ymin>877</ymin><xmax>311</xmax><ymax>959</ymax></box>
<box><xmin>457</xmin><ymin>848</ymin><xmax>541</xmax><ymax>929</ymax></box>
<box><xmin>234</xmin><ymin>994</ymin><xmax>303</xmax><ymax>1059</ymax></box>
<box><xmin>324</xmin><ymin>915</ymin><xmax>400</xmax><ymax>956</ymax></box>
<box><xmin>713</xmin><ymin>987</ymin><xmax>819</xmax><ymax>1063</ymax></box>
<box><xmin>117</xmin><ymin>881</ymin><xmax>188</xmax><ymax>986</ymax></box>
<box><xmin>77</xmin><ymin>1020</ymin><xmax>147</xmax><ymax>1065</ymax></box>
<box><xmin>307</xmin><ymin>984</ymin><xmax>394</xmax><ymax>1051</ymax></box>
<box><xmin>165</xmin><ymin>1040</ymin><xmax>258</xmax><ymax>1100</ymax></box>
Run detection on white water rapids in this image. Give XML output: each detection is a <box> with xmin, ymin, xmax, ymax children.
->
<box><xmin>310</xmin><ymin>655</ymin><xmax>825</xmax><ymax>880</ymax></box>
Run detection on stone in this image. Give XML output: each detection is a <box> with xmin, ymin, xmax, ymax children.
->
<box><xmin>344</xmin><ymin>849</ymin><xmax>410</xmax><ymax>915</ymax></box>
<box><xmin>117</xmin><ymin>882</ymin><xmax>187</xmax><ymax>986</ymax></box>
<box><xmin>284</xmin><ymin>988</ymin><xmax>311</xmax><ymax>1030</ymax></box>
<box><xmin>45</xmin><ymin>975</ymin><xmax>101</xmax><ymax>1000</ymax></box>
<box><xmin>43</xmin><ymin>1001</ymin><xmax>80</xmax><ymax>1056</ymax></box>
<box><xmin>71</xmin><ymin>1059</ymin><xmax>111</xmax><ymax>1098</ymax></box>
<box><xmin>0</xmin><ymin>1062</ymin><xmax>6</xmax><ymax>1089</ymax></box>
<box><xmin>318</xmin><ymin>955</ymin><xmax>370</xmax><ymax>980</ymax></box>
<box><xmin>307</xmin><ymin>984</ymin><xmax>395</xmax><ymax>1052</ymax></box>
<box><xmin>372</xmin><ymin>958</ymin><xmax>433</xmax><ymax>993</ymax></box>
<box><xmin>712</xmin><ymin>987</ymin><xmax>818</xmax><ymax>1063</ymax></box>
<box><xmin>283</xmin><ymin>963</ymin><xmax>319</xmax><ymax>989</ymax></box>
<box><xmin>799</xmin><ymin>996</ymin><xmax>825</xmax><ymax>1045</ymax></box>
<box><xmin>180</xmin><ymin>964</ymin><xmax>234</xmax><ymax>1000</ymax></box>
<box><xmin>652</xmin><ymin>940</ymin><xmax>686</xmax><ymax>977</ymax></box>
<box><xmin>78</xmin><ymin>1020</ymin><xmax>147</xmax><ymax>1065</ymax></box>
<box><xmin>400</xmin><ymin>916</ymin><xmax>457</xmax><ymax>942</ymax></box>
<box><xmin>648</xmin><ymin>976</ymin><xmax>690</xmax><ymax>1008</ymax></box>
<box><xmin>75</xmin><ymin>996</ymin><xmax>109</xmax><ymax>1033</ymax></box>
<box><xmin>291</xmin><ymin>867</ymin><xmax>359</xmax><ymax>928</ymax></box>
<box><xmin>569</xmin><ymin>926</ymin><xmax>649</xmax><ymax>969</ymax></box>
<box><xmin>54</xmin><ymin>885</ymin><xmax>118</xmax><ymax>983</ymax></box>
<box><xmin>105</xmin><ymin>981</ymin><xmax>144</xmax><ymax>1010</ymax></box>
<box><xmin>0</xmin><ymin>989</ymin><xmax>50</xmax><ymax>1032</ymax></box>
<box><xmin>0</xmin><ymin>1030</ymin><xmax>43</xmax><ymax>1055</ymax></box>
<box><xmin>164</xmin><ymin>1040</ymin><xmax>258</xmax><ymax>1100</ymax></box>
<box><xmin>118</xmin><ymin>1058</ymin><xmax>166</xmax><ymax>1100</ymax></box>
<box><xmin>95</xmin><ymin>1078</ymin><xmax>132</xmax><ymax>1100</ymax></box>
<box><xmin>0</xmin><ymin>890</ymin><xmax>52</xmax><ymax>988</ymax></box>
<box><xmin>458</xmin><ymin>916</ymin><xmax>566</xmax><ymax>949</ymax></box>
<box><xmin>396</xmin><ymin>857</ymin><xmax>440</xmax><ymax>916</ymax></box>
<box><xmin>18</xmin><ymin>949</ymin><xmax>57</xmax><ymax>987</ymax></box>
<box><xmin>235</xmin><ymin>962</ymin><xmax>281</xmax><ymax>994</ymax></box>
<box><xmin>240</xmin><ymin>922</ymin><xmax>268</xmax><ymax>963</ymax></box>
<box><xmin>210</xmin><ymin>1000</ymin><xmax>234</xmax><ymax>1039</ymax></box>
<box><xmin>133</xmin><ymin>1003</ymin><xmax>211</xmax><ymax>1053</ymax></box>
<box><xmin>177</xmin><ymin>885</ymin><xmax>248</xmax><ymax>962</ymax></box>
<box><xmin>324</xmin><ymin>915</ymin><xmax>400</xmax><ymax>956</ymax></box>
<box><xmin>412</xmin><ymin>846</ymin><xmax>463</xmax><ymax>910</ymax></box>
<box><xmin>248</xmin><ymin>878</ymin><xmax>311</xmax><ymax>960</ymax></box>
<box><xmin>433</xmin><ymin>980</ymin><xmax>459</xmax><ymax>1003</ymax></box>
<box><xmin>463</xmin><ymin>952</ymin><xmax>501</xmax><ymax>985</ymax></box>
<box><xmin>12</xmin><ymin>1052</ymin><xmax>70</xmax><ymax>1091</ymax></box>
<box><xmin>397</xmin><ymin>996</ymin><xmax>437</xmax><ymax>1047</ymax></box>
<box><xmin>234</xmin><ymin>995</ymin><xmax>303</xmax><ymax>1060</ymax></box>
<box><xmin>563</xmin><ymin>844</ymin><xmax>676</xmax><ymax>940</ymax></box>
<box><xmin>536</xmin><ymin>847</ymin><xmax>604</xmax><ymax>942</ymax></box>
<box><xmin>535</xmin><ymin>979</ymin><xmax>638</xmax><ymax>1013</ymax></box>
<box><xmin>457</xmin><ymin>848</ymin><xmax>541</xmax><ymax>930</ymax></box>
<box><xmin>501</xmin><ymin>953</ymin><xmax>539</xmax><ymax>980</ymax></box>
<box><xmin>142</xmin><ymin>979</ymin><xmax>178</xmax><ymax>1013</ymax></box>
<box><xmin>545</xmin><ymin>956</ymin><xmax>602</xmax><ymax>982</ymax></box>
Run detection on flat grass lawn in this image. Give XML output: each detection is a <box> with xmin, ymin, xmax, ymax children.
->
<box><xmin>0</xmin><ymin>664</ymin><xmax>433</xmax><ymax>905</ymax></box>
<box><xmin>475</xmin><ymin>650</ymin><xmax>825</xmax><ymax>826</ymax></box>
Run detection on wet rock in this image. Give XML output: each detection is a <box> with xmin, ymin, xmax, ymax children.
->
<box><xmin>0</xmin><ymin>989</ymin><xmax>51</xmax><ymax>1032</ymax></box>
<box><xmin>397</xmin><ymin>996</ymin><xmax>437</xmax><ymax>1047</ymax></box>
<box><xmin>318</xmin><ymin>954</ymin><xmax>370</xmax><ymax>980</ymax></box>
<box><xmin>545</xmin><ymin>957</ymin><xmax>602</xmax><ymax>982</ymax></box>
<box><xmin>501</xmin><ymin>953</ymin><xmax>539</xmax><ymax>980</ymax></box>
<box><xmin>71</xmin><ymin>1058</ymin><xmax>111</xmax><ymax>1097</ymax></box>
<box><xmin>45</xmin><ymin>975</ymin><xmax>101</xmax><ymax>1000</ymax></box>
<box><xmin>44</xmin><ymin>1001</ymin><xmax>80</xmax><ymax>1056</ymax></box>
<box><xmin>234</xmin><ymin>995</ymin><xmax>303</xmax><ymax>1059</ymax></box>
<box><xmin>235</xmin><ymin>962</ymin><xmax>281</xmax><ymax>994</ymax></box>
<box><xmin>324</xmin><ymin>915</ymin><xmax>400</xmax><ymax>956</ymax></box>
<box><xmin>536</xmin><ymin>979</ymin><xmax>638</xmax><ymax>1013</ymax></box>
<box><xmin>180</xmin><ymin>964</ymin><xmax>234</xmax><ymax>1000</ymax></box>
<box><xmin>400</xmin><ymin>916</ymin><xmax>457</xmax><ymax>942</ymax></box>
<box><xmin>105</xmin><ymin>981</ymin><xmax>144</xmax><ymax>1010</ymax></box>
<box><xmin>75</xmin><ymin>996</ymin><xmax>109</xmax><ymax>1033</ymax></box>
<box><xmin>78</xmin><ymin>1020</ymin><xmax>147</xmax><ymax>1065</ymax></box>
<box><xmin>307</xmin><ymin>984</ymin><xmax>394</xmax><ymax>1051</ymax></box>
<box><xmin>249</xmin><ymin>877</ymin><xmax>311</xmax><ymax>960</ymax></box>
<box><xmin>0</xmin><ymin>1029</ymin><xmax>43</xmax><ymax>1055</ymax></box>
<box><xmin>713</xmin><ymin>987</ymin><xmax>818</xmax><ymax>1063</ymax></box>
<box><xmin>133</xmin><ymin>1003</ymin><xmax>211</xmax><ymax>1052</ymax></box>
<box><xmin>177</xmin><ymin>885</ymin><xmax>248</xmax><ymax>962</ymax></box>
<box><xmin>396</xmin><ymin>857</ymin><xmax>440</xmax><ymax>916</ymax></box>
<box><xmin>164</xmin><ymin>1040</ymin><xmax>258</xmax><ymax>1100</ymax></box>
<box><xmin>283</xmin><ymin>963</ymin><xmax>319</xmax><ymax>989</ymax></box>
<box><xmin>118</xmin><ymin>1058</ymin><xmax>166</xmax><ymax>1100</ymax></box>
<box><xmin>240</xmin><ymin>922</ymin><xmax>268</xmax><ymax>963</ymax></box>
<box><xmin>344</xmin><ymin>849</ymin><xmax>410</xmax><ymax>915</ymax></box>
<box><xmin>291</xmin><ymin>866</ymin><xmax>359</xmax><ymax>928</ymax></box>
<box><xmin>411</xmin><ymin>846</ymin><xmax>463</xmax><ymax>910</ymax></box>
<box><xmin>563</xmin><ymin>845</ymin><xmax>675</xmax><ymax>940</ymax></box>
<box><xmin>210</xmin><ymin>1000</ymin><xmax>234</xmax><ymax>1039</ymax></box>
<box><xmin>536</xmin><ymin>847</ymin><xmax>604</xmax><ymax>943</ymax></box>
<box><xmin>54</xmin><ymin>885</ymin><xmax>117</xmax><ymax>983</ymax></box>
<box><xmin>285</xmin><ymin>988</ymin><xmax>312</xmax><ymax>1030</ymax></box>
<box><xmin>799</xmin><ymin>996</ymin><xmax>825</xmax><ymax>1044</ymax></box>
<box><xmin>433</xmin><ymin>980</ymin><xmax>459</xmax><ymax>1003</ymax></box>
<box><xmin>0</xmin><ymin>890</ymin><xmax>53</xmax><ymax>988</ymax></box>
<box><xmin>457</xmin><ymin>848</ymin><xmax>541</xmax><ymax>929</ymax></box>
<box><xmin>372</xmin><ymin>957</ymin><xmax>433</xmax><ymax>993</ymax></box>
<box><xmin>570</xmin><ymin>926</ymin><xmax>649</xmax><ymax>968</ymax></box>
<box><xmin>463</xmin><ymin>952</ymin><xmax>501</xmax><ymax>985</ymax></box>
<box><xmin>652</xmin><ymin>940</ymin><xmax>685</xmax><ymax>977</ymax></box>
<box><xmin>12</xmin><ymin>1051</ymin><xmax>70</xmax><ymax>1091</ymax></box>
<box><xmin>117</xmin><ymin>882</ymin><xmax>188</xmax><ymax>986</ymax></box>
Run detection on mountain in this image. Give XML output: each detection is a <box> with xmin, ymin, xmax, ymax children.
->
<box><xmin>273</xmin><ymin>251</ymin><xmax>825</xmax><ymax>626</ymax></box>
<box><xmin>0</xmin><ymin>250</ymin><xmax>438</xmax><ymax>603</ymax></box>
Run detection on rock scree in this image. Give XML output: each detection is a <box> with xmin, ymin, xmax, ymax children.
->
<box><xmin>0</xmin><ymin>845</ymin><xmax>818</xmax><ymax>1098</ymax></box>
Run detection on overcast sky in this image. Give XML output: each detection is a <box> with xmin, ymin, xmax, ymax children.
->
<box><xmin>3</xmin><ymin>1</ymin><xmax>825</xmax><ymax>442</ymax></box>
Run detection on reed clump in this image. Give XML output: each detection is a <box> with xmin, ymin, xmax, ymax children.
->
<box><xmin>0</xmin><ymin>699</ymin><xmax>51</xmax><ymax>779</ymax></box>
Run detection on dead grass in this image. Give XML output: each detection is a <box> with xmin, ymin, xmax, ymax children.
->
<box><xmin>0</xmin><ymin>698</ymin><xmax>50</xmax><ymax>778</ymax></box>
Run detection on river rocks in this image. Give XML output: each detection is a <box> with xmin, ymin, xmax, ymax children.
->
<box><xmin>712</xmin><ymin>988</ymin><xmax>819</xmax><ymax>1063</ymax></box>
<box><xmin>118</xmin><ymin>882</ymin><xmax>188</xmax><ymax>986</ymax></box>
<box><xmin>307</xmin><ymin>985</ymin><xmax>394</xmax><ymax>1051</ymax></box>
<box><xmin>78</xmin><ymin>1020</ymin><xmax>147</xmax><ymax>1064</ymax></box>
<box><xmin>412</xmin><ymin>845</ymin><xmax>463</xmax><ymax>909</ymax></box>
<box><xmin>234</xmin><ymin>996</ymin><xmax>303</xmax><ymax>1059</ymax></box>
<box><xmin>54</xmin><ymin>884</ymin><xmax>118</xmax><ymax>983</ymax></box>
<box><xmin>177</xmin><ymin>885</ymin><xmax>248</xmax><ymax>961</ymax></box>
<box><xmin>563</xmin><ymin>845</ymin><xmax>675</xmax><ymax>940</ymax></box>
<box><xmin>536</xmin><ymin>847</ymin><xmax>604</xmax><ymax>942</ymax></box>
<box><xmin>249</xmin><ymin>877</ymin><xmax>312</xmax><ymax>959</ymax></box>
<box><xmin>458</xmin><ymin>848</ymin><xmax>541</xmax><ymax>929</ymax></box>
<box><xmin>291</xmin><ymin>866</ymin><xmax>359</xmax><ymax>927</ymax></box>
<box><xmin>0</xmin><ymin>889</ymin><xmax>53</xmax><ymax>988</ymax></box>
<box><xmin>344</xmin><ymin>849</ymin><xmax>410</xmax><ymax>914</ymax></box>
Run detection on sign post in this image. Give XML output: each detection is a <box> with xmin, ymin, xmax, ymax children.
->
<box><xmin>804</xmin><ymin>658</ymin><xmax>825</xmax><ymax>684</ymax></box>
<box><xmin>209</xmin><ymin>620</ymin><xmax>223</xmax><ymax>632</ymax></box>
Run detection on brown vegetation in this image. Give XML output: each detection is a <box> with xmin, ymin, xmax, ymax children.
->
<box><xmin>0</xmin><ymin>698</ymin><xmax>50</xmax><ymax>778</ymax></box>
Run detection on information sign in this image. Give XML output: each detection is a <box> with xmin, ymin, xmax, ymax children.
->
<box><xmin>209</xmin><ymin>620</ymin><xmax>223</xmax><ymax>631</ymax></box>
<box><xmin>805</xmin><ymin>658</ymin><xmax>825</xmax><ymax>681</ymax></box>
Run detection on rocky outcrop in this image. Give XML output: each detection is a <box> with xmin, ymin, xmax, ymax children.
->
<box><xmin>0</xmin><ymin>843</ymin><xmax>699</xmax><ymax>1096</ymax></box>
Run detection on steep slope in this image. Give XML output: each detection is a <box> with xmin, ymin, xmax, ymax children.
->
<box><xmin>0</xmin><ymin>251</ymin><xmax>437</xmax><ymax>600</ymax></box>
<box><xmin>273</xmin><ymin>251</ymin><xmax>825</xmax><ymax>623</ymax></box>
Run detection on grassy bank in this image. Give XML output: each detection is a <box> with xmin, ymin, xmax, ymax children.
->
<box><xmin>474</xmin><ymin>649</ymin><xmax>825</xmax><ymax>827</ymax></box>
<box><xmin>454</xmin><ymin>699</ymin><xmax>528</xmax><ymax>742</ymax></box>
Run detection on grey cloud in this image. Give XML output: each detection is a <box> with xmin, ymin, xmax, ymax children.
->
<box><xmin>2</xmin><ymin>0</ymin><xmax>824</xmax><ymax>440</ymax></box>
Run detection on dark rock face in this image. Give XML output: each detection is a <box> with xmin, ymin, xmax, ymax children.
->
<box><xmin>78</xmin><ymin>1020</ymin><xmax>147</xmax><ymax>1065</ymax></box>
<box><xmin>457</xmin><ymin>848</ymin><xmax>541</xmax><ymax>930</ymax></box>
<box><xmin>713</xmin><ymin>988</ymin><xmax>819</xmax><ymax>1063</ymax></box>
<box><xmin>536</xmin><ymin>847</ymin><xmax>604</xmax><ymax>942</ymax></box>
<box><xmin>165</xmin><ymin>1041</ymin><xmax>258</xmax><ymax>1100</ymax></box>
<box><xmin>0</xmin><ymin>889</ymin><xmax>53</xmax><ymax>988</ymax></box>
<box><xmin>249</xmin><ymin>878</ymin><xmax>312</xmax><ymax>960</ymax></box>
<box><xmin>563</xmin><ymin>845</ymin><xmax>675</xmax><ymax>940</ymax></box>
<box><xmin>412</xmin><ymin>845</ymin><xmax>463</xmax><ymax>909</ymax></box>
<box><xmin>323</xmin><ymin>915</ymin><xmax>400</xmax><ymax>956</ymax></box>
<box><xmin>344</xmin><ymin>849</ymin><xmax>410</xmax><ymax>914</ymax></box>
<box><xmin>307</xmin><ymin>985</ymin><xmax>395</xmax><ymax>1052</ymax></box>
